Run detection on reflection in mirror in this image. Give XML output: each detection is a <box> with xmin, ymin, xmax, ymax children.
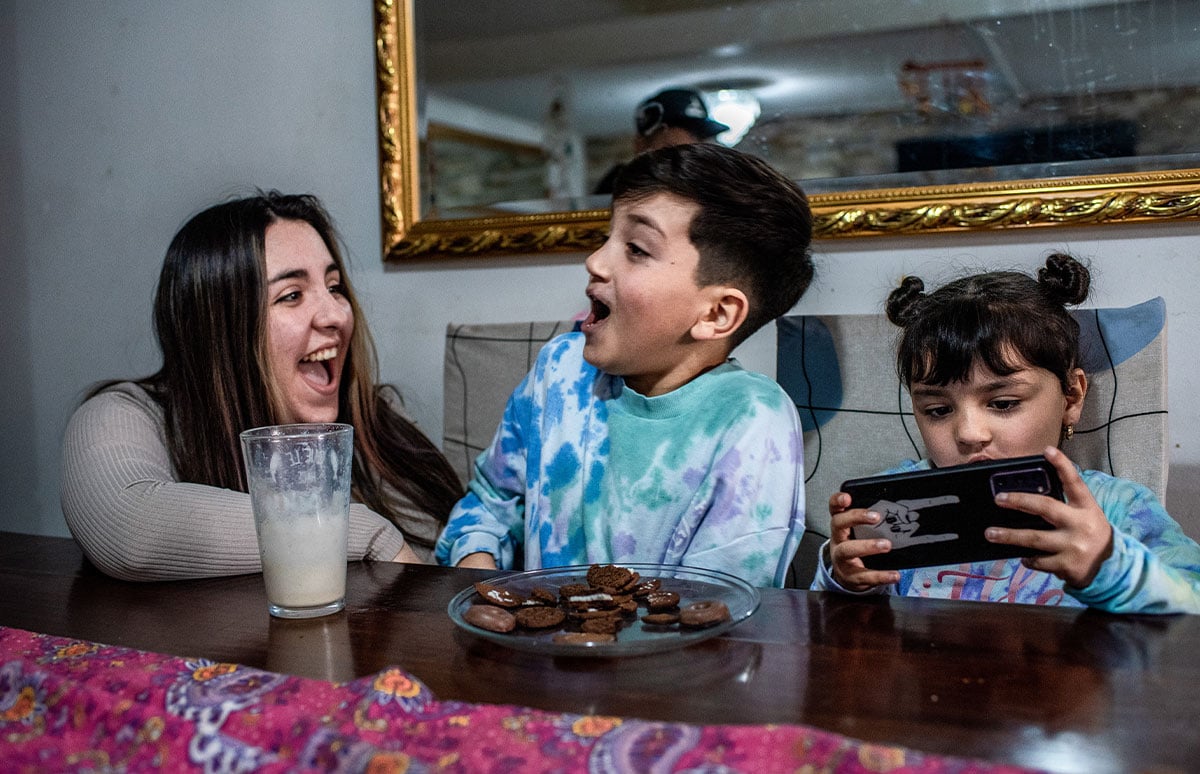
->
<box><xmin>378</xmin><ymin>0</ymin><xmax>1200</xmax><ymax>260</ymax></box>
<box><xmin>421</xmin><ymin>0</ymin><xmax>1200</xmax><ymax>211</ymax></box>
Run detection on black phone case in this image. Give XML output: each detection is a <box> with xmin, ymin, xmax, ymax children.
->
<box><xmin>844</xmin><ymin>455</ymin><xmax>1062</xmax><ymax>570</ymax></box>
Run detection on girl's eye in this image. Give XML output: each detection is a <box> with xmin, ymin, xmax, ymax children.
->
<box><xmin>922</xmin><ymin>405</ymin><xmax>951</xmax><ymax>419</ymax></box>
<box><xmin>626</xmin><ymin>242</ymin><xmax>649</xmax><ymax>260</ymax></box>
<box><xmin>991</xmin><ymin>399</ymin><xmax>1020</xmax><ymax>412</ymax></box>
<box><xmin>328</xmin><ymin>282</ymin><xmax>346</xmax><ymax>296</ymax></box>
<box><xmin>275</xmin><ymin>291</ymin><xmax>301</xmax><ymax>304</ymax></box>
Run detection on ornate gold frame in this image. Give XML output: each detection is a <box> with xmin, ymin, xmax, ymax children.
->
<box><xmin>376</xmin><ymin>0</ymin><xmax>1200</xmax><ymax>262</ymax></box>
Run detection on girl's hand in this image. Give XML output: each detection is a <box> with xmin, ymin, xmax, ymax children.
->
<box><xmin>827</xmin><ymin>492</ymin><xmax>903</xmax><ymax>591</ymax></box>
<box><xmin>986</xmin><ymin>446</ymin><xmax>1114</xmax><ymax>588</ymax></box>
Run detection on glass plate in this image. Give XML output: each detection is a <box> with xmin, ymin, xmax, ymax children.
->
<box><xmin>447</xmin><ymin>564</ymin><xmax>761</xmax><ymax>657</ymax></box>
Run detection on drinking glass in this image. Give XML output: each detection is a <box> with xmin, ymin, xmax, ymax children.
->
<box><xmin>240</xmin><ymin>423</ymin><xmax>353</xmax><ymax>618</ymax></box>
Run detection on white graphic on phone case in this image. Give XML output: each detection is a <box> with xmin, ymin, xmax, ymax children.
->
<box><xmin>857</xmin><ymin>495</ymin><xmax>960</xmax><ymax>547</ymax></box>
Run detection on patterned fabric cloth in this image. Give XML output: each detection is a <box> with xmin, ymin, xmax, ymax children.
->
<box><xmin>0</xmin><ymin>625</ymin><xmax>1040</xmax><ymax>773</ymax></box>
<box><xmin>436</xmin><ymin>333</ymin><xmax>805</xmax><ymax>588</ymax></box>
<box><xmin>812</xmin><ymin>460</ymin><xmax>1200</xmax><ymax>614</ymax></box>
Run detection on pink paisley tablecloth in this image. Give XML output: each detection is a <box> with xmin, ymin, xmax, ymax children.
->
<box><xmin>0</xmin><ymin>625</ymin><xmax>1041</xmax><ymax>773</ymax></box>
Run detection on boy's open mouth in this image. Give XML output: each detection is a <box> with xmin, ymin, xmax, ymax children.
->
<box><xmin>586</xmin><ymin>297</ymin><xmax>611</xmax><ymax>325</ymax></box>
<box><xmin>299</xmin><ymin>346</ymin><xmax>337</xmax><ymax>387</ymax></box>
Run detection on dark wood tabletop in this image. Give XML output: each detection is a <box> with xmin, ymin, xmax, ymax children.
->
<box><xmin>2</xmin><ymin>531</ymin><xmax>1197</xmax><ymax>774</ymax></box>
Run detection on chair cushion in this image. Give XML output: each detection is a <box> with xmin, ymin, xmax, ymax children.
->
<box><xmin>443</xmin><ymin>320</ymin><xmax>576</xmax><ymax>484</ymax></box>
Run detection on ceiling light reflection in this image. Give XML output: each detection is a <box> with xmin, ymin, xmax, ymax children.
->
<box><xmin>706</xmin><ymin>89</ymin><xmax>761</xmax><ymax>147</ymax></box>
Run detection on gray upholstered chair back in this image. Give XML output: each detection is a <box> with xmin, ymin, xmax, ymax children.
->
<box><xmin>775</xmin><ymin>297</ymin><xmax>1169</xmax><ymax>544</ymax></box>
<box><xmin>443</xmin><ymin>320</ymin><xmax>576</xmax><ymax>484</ymax></box>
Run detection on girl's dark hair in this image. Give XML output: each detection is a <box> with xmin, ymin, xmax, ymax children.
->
<box><xmin>90</xmin><ymin>191</ymin><xmax>462</xmax><ymax>547</ymax></box>
<box><xmin>885</xmin><ymin>252</ymin><xmax>1091</xmax><ymax>391</ymax></box>
<box><xmin>612</xmin><ymin>143</ymin><xmax>814</xmax><ymax>347</ymax></box>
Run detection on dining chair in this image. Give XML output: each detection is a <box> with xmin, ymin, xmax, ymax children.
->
<box><xmin>442</xmin><ymin>319</ymin><xmax>577</xmax><ymax>484</ymax></box>
<box><xmin>775</xmin><ymin>296</ymin><xmax>1169</xmax><ymax>587</ymax></box>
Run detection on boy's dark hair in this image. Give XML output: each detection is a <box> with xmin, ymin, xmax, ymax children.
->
<box><xmin>612</xmin><ymin>143</ymin><xmax>814</xmax><ymax>347</ymax></box>
<box><xmin>885</xmin><ymin>252</ymin><xmax>1091</xmax><ymax>391</ymax></box>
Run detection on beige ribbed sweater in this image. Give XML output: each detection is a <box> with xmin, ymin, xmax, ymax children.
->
<box><xmin>60</xmin><ymin>382</ymin><xmax>421</xmax><ymax>581</ymax></box>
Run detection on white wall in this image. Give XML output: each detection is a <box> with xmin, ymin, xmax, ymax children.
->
<box><xmin>3</xmin><ymin>1</ymin><xmax>1197</xmax><ymax>538</ymax></box>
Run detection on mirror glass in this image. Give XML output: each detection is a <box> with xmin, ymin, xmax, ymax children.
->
<box><xmin>415</xmin><ymin>0</ymin><xmax>1200</xmax><ymax>220</ymax></box>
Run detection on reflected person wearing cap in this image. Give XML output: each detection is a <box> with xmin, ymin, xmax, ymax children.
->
<box><xmin>593</xmin><ymin>87</ymin><xmax>729</xmax><ymax>195</ymax></box>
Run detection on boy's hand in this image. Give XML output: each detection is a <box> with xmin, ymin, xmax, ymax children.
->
<box><xmin>827</xmin><ymin>492</ymin><xmax>903</xmax><ymax>591</ymax></box>
<box><xmin>985</xmin><ymin>446</ymin><xmax>1114</xmax><ymax>589</ymax></box>
<box><xmin>456</xmin><ymin>552</ymin><xmax>498</xmax><ymax>570</ymax></box>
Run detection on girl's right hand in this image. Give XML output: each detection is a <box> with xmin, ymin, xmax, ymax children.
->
<box><xmin>828</xmin><ymin>492</ymin><xmax>903</xmax><ymax>591</ymax></box>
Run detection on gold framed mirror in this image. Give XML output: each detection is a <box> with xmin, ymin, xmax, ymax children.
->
<box><xmin>376</xmin><ymin>0</ymin><xmax>1200</xmax><ymax>262</ymax></box>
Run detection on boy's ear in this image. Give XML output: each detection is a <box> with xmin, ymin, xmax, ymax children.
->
<box><xmin>691</xmin><ymin>286</ymin><xmax>749</xmax><ymax>341</ymax></box>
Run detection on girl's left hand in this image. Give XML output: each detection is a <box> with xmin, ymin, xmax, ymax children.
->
<box><xmin>985</xmin><ymin>445</ymin><xmax>1114</xmax><ymax>588</ymax></box>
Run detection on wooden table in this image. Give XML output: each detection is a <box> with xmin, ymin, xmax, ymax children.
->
<box><xmin>2</xmin><ymin>531</ymin><xmax>1197</xmax><ymax>774</ymax></box>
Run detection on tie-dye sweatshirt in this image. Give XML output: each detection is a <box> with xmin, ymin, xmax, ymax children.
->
<box><xmin>435</xmin><ymin>332</ymin><xmax>805</xmax><ymax>587</ymax></box>
<box><xmin>812</xmin><ymin>458</ymin><xmax>1200</xmax><ymax>614</ymax></box>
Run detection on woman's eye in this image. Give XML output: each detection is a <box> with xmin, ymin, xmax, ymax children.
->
<box><xmin>626</xmin><ymin>242</ymin><xmax>649</xmax><ymax>259</ymax></box>
<box><xmin>275</xmin><ymin>291</ymin><xmax>301</xmax><ymax>304</ymax></box>
<box><xmin>328</xmin><ymin>282</ymin><xmax>346</xmax><ymax>296</ymax></box>
<box><xmin>991</xmin><ymin>399</ymin><xmax>1020</xmax><ymax>412</ymax></box>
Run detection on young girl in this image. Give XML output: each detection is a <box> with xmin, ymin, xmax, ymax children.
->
<box><xmin>812</xmin><ymin>253</ymin><xmax>1200</xmax><ymax>613</ymax></box>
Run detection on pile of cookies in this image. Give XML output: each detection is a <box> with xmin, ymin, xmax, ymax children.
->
<box><xmin>461</xmin><ymin>563</ymin><xmax>732</xmax><ymax>645</ymax></box>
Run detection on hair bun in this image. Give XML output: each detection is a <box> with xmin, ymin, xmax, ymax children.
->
<box><xmin>1037</xmin><ymin>252</ymin><xmax>1090</xmax><ymax>306</ymax></box>
<box><xmin>886</xmin><ymin>275</ymin><xmax>926</xmax><ymax>327</ymax></box>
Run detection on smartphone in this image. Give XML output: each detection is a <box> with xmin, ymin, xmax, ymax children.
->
<box><xmin>844</xmin><ymin>455</ymin><xmax>1063</xmax><ymax>571</ymax></box>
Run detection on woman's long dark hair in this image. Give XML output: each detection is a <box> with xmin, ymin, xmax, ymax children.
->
<box><xmin>91</xmin><ymin>192</ymin><xmax>462</xmax><ymax>547</ymax></box>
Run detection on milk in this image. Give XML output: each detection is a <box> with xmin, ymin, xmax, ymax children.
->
<box><xmin>257</xmin><ymin>512</ymin><xmax>347</xmax><ymax>608</ymax></box>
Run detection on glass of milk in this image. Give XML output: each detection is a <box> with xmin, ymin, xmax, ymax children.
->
<box><xmin>240</xmin><ymin>423</ymin><xmax>353</xmax><ymax>618</ymax></box>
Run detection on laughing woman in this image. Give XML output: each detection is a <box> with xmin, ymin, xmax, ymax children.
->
<box><xmin>61</xmin><ymin>192</ymin><xmax>463</xmax><ymax>580</ymax></box>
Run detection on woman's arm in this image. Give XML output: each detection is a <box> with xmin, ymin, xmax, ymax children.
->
<box><xmin>60</xmin><ymin>386</ymin><xmax>406</xmax><ymax>581</ymax></box>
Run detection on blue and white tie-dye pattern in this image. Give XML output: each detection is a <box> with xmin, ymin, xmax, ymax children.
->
<box><xmin>435</xmin><ymin>333</ymin><xmax>805</xmax><ymax>587</ymax></box>
<box><xmin>812</xmin><ymin>458</ymin><xmax>1200</xmax><ymax>614</ymax></box>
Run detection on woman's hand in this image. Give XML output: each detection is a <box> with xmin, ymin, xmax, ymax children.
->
<box><xmin>986</xmin><ymin>446</ymin><xmax>1114</xmax><ymax>588</ymax></box>
<box><xmin>391</xmin><ymin>544</ymin><xmax>424</xmax><ymax>564</ymax></box>
<box><xmin>827</xmin><ymin>492</ymin><xmax>902</xmax><ymax>591</ymax></box>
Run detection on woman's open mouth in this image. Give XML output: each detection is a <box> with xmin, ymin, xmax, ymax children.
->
<box><xmin>299</xmin><ymin>346</ymin><xmax>338</xmax><ymax>388</ymax></box>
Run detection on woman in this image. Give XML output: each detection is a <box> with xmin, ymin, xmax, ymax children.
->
<box><xmin>61</xmin><ymin>192</ymin><xmax>463</xmax><ymax>580</ymax></box>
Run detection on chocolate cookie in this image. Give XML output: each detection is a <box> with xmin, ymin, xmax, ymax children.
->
<box><xmin>587</xmin><ymin>563</ymin><xmax>636</xmax><ymax>592</ymax></box>
<box><xmin>679</xmin><ymin>599</ymin><xmax>730</xmax><ymax>628</ymax></box>
<box><xmin>644</xmin><ymin>590</ymin><xmax>681</xmax><ymax>611</ymax></box>
<box><xmin>528</xmin><ymin>586</ymin><xmax>558</xmax><ymax>605</ymax></box>
<box><xmin>580</xmin><ymin>617</ymin><xmax>621</xmax><ymax>635</ymax></box>
<box><xmin>515</xmin><ymin>606</ymin><xmax>566</xmax><ymax>630</ymax></box>
<box><xmin>631</xmin><ymin>578</ymin><xmax>661</xmax><ymax>598</ymax></box>
<box><xmin>463</xmin><ymin>604</ymin><xmax>516</xmax><ymax>633</ymax></box>
<box><xmin>552</xmin><ymin>631</ymin><xmax>616</xmax><ymax>645</ymax></box>
<box><xmin>640</xmin><ymin>611</ymin><xmax>681</xmax><ymax>626</ymax></box>
<box><xmin>564</xmin><ymin>591</ymin><xmax>616</xmax><ymax>610</ymax></box>
<box><xmin>558</xmin><ymin>583</ymin><xmax>593</xmax><ymax>599</ymax></box>
<box><xmin>568</xmin><ymin>607</ymin><xmax>623</xmax><ymax>620</ymax></box>
<box><xmin>473</xmin><ymin>582</ymin><xmax>525</xmax><ymax>608</ymax></box>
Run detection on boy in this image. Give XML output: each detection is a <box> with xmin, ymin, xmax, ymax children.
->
<box><xmin>435</xmin><ymin>143</ymin><xmax>814</xmax><ymax>587</ymax></box>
